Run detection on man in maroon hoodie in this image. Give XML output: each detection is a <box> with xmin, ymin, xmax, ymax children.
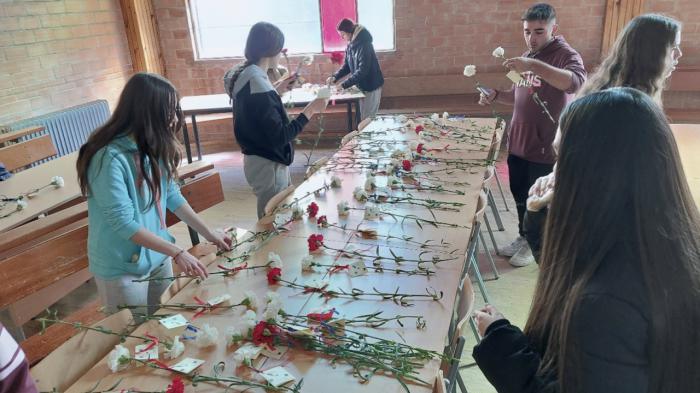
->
<box><xmin>480</xmin><ymin>3</ymin><xmax>586</xmax><ymax>267</ymax></box>
<box><xmin>0</xmin><ymin>323</ymin><xmax>38</xmax><ymax>393</ymax></box>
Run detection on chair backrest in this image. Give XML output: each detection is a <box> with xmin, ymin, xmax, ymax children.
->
<box><xmin>258</xmin><ymin>185</ymin><xmax>296</xmax><ymax>225</ymax></box>
<box><xmin>357</xmin><ymin>117</ymin><xmax>372</xmax><ymax>131</ymax></box>
<box><xmin>0</xmin><ymin>126</ymin><xmax>57</xmax><ymax>172</ymax></box>
<box><xmin>340</xmin><ymin>130</ymin><xmax>359</xmax><ymax>147</ymax></box>
<box><xmin>455</xmin><ymin>275</ymin><xmax>476</xmax><ymax>334</ymax></box>
<box><xmin>30</xmin><ymin>309</ymin><xmax>133</xmax><ymax>392</ymax></box>
<box><xmin>435</xmin><ymin>370</ymin><xmax>447</xmax><ymax>393</ymax></box>
<box><xmin>305</xmin><ymin>156</ymin><xmax>329</xmax><ymax>179</ymax></box>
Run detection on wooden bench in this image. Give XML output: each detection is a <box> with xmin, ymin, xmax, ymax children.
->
<box><xmin>0</xmin><ymin>126</ymin><xmax>56</xmax><ymax>172</ymax></box>
<box><xmin>0</xmin><ymin>161</ymin><xmax>224</xmax><ymax>364</ymax></box>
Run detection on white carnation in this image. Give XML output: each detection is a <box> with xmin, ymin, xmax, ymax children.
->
<box><xmin>107</xmin><ymin>344</ymin><xmax>130</xmax><ymax>373</ymax></box>
<box><xmin>330</xmin><ymin>175</ymin><xmax>342</xmax><ymax>188</ymax></box>
<box><xmin>301</xmin><ymin>255</ymin><xmax>315</xmax><ymax>271</ymax></box>
<box><xmin>492</xmin><ymin>46</ymin><xmax>505</xmax><ymax>58</ymax></box>
<box><xmin>364</xmin><ymin>205</ymin><xmax>380</xmax><ymax>220</ymax></box>
<box><xmin>337</xmin><ymin>201</ymin><xmax>350</xmax><ymax>216</ymax></box>
<box><xmin>51</xmin><ymin>176</ymin><xmax>65</xmax><ymax>188</ymax></box>
<box><xmin>226</xmin><ymin>326</ymin><xmax>246</xmax><ymax>347</ymax></box>
<box><xmin>241</xmin><ymin>310</ymin><xmax>258</xmax><ymax>333</ymax></box>
<box><xmin>364</xmin><ymin>175</ymin><xmax>376</xmax><ymax>191</ymax></box>
<box><xmin>194</xmin><ymin>323</ymin><xmax>219</xmax><ymax>348</ymax></box>
<box><xmin>353</xmin><ymin>187</ymin><xmax>368</xmax><ymax>202</ymax></box>
<box><xmin>267</xmin><ymin>252</ymin><xmax>283</xmax><ymax>268</ymax></box>
<box><xmin>16</xmin><ymin>199</ymin><xmax>28</xmax><ymax>211</ymax></box>
<box><xmin>164</xmin><ymin>336</ymin><xmax>185</xmax><ymax>359</ymax></box>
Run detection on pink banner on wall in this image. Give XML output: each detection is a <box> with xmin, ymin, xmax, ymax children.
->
<box><xmin>320</xmin><ymin>0</ymin><xmax>357</xmax><ymax>53</ymax></box>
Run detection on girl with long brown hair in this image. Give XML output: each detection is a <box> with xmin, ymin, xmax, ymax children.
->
<box><xmin>77</xmin><ymin>73</ymin><xmax>232</xmax><ymax>318</ymax></box>
<box><xmin>525</xmin><ymin>14</ymin><xmax>683</xmax><ymax>263</ymax></box>
<box><xmin>473</xmin><ymin>87</ymin><xmax>700</xmax><ymax>392</ymax></box>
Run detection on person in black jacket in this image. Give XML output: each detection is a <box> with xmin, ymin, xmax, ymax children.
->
<box><xmin>225</xmin><ymin>22</ymin><xmax>328</xmax><ymax>219</ymax></box>
<box><xmin>472</xmin><ymin>88</ymin><xmax>700</xmax><ymax>393</ymax></box>
<box><xmin>524</xmin><ymin>14</ymin><xmax>683</xmax><ymax>263</ymax></box>
<box><xmin>326</xmin><ymin>18</ymin><xmax>384</xmax><ymax>121</ymax></box>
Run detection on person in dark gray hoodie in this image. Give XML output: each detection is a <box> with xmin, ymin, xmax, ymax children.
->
<box><xmin>327</xmin><ymin>18</ymin><xmax>384</xmax><ymax>121</ymax></box>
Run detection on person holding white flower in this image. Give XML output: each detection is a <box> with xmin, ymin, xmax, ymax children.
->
<box><xmin>478</xmin><ymin>3</ymin><xmax>586</xmax><ymax>267</ymax></box>
<box><xmin>326</xmin><ymin>18</ymin><xmax>384</xmax><ymax>121</ymax></box>
<box><xmin>225</xmin><ymin>22</ymin><xmax>328</xmax><ymax>218</ymax></box>
<box><xmin>77</xmin><ymin>73</ymin><xmax>233</xmax><ymax>319</ymax></box>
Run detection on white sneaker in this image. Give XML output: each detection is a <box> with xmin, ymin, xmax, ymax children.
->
<box><xmin>499</xmin><ymin>236</ymin><xmax>527</xmax><ymax>257</ymax></box>
<box><xmin>509</xmin><ymin>244</ymin><xmax>535</xmax><ymax>267</ymax></box>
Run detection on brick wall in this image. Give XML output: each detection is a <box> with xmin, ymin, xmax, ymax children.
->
<box><xmin>0</xmin><ymin>0</ymin><xmax>132</xmax><ymax>125</ymax></box>
<box><xmin>154</xmin><ymin>0</ymin><xmax>609</xmax><ymax>95</ymax></box>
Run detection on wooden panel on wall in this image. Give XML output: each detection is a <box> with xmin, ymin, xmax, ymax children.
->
<box><xmin>601</xmin><ymin>0</ymin><xmax>645</xmax><ymax>57</ymax></box>
<box><xmin>120</xmin><ymin>0</ymin><xmax>166</xmax><ymax>75</ymax></box>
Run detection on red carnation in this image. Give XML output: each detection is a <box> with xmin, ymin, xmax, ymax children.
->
<box><xmin>416</xmin><ymin>143</ymin><xmax>425</xmax><ymax>154</ymax></box>
<box><xmin>330</xmin><ymin>51</ymin><xmax>344</xmax><ymax>65</ymax></box>
<box><xmin>166</xmin><ymin>376</ymin><xmax>185</xmax><ymax>393</ymax></box>
<box><xmin>307</xmin><ymin>234</ymin><xmax>324</xmax><ymax>252</ymax></box>
<box><xmin>267</xmin><ymin>267</ymin><xmax>282</xmax><ymax>285</ymax></box>
<box><xmin>317</xmin><ymin>215</ymin><xmax>328</xmax><ymax>227</ymax></box>
<box><xmin>252</xmin><ymin>321</ymin><xmax>280</xmax><ymax>349</ymax></box>
<box><xmin>402</xmin><ymin>160</ymin><xmax>412</xmax><ymax>171</ymax></box>
<box><xmin>307</xmin><ymin>202</ymin><xmax>319</xmax><ymax>218</ymax></box>
<box><xmin>415</xmin><ymin>125</ymin><xmax>424</xmax><ymax>134</ymax></box>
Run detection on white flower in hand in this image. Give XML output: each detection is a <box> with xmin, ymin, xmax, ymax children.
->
<box><xmin>330</xmin><ymin>175</ymin><xmax>342</xmax><ymax>188</ymax></box>
<box><xmin>492</xmin><ymin>46</ymin><xmax>505</xmax><ymax>58</ymax></box>
<box><xmin>107</xmin><ymin>344</ymin><xmax>131</xmax><ymax>373</ymax></box>
<box><xmin>16</xmin><ymin>199</ymin><xmax>28</xmax><ymax>211</ymax></box>
<box><xmin>194</xmin><ymin>323</ymin><xmax>219</xmax><ymax>348</ymax></box>
<box><xmin>463</xmin><ymin>65</ymin><xmax>477</xmax><ymax>77</ymax></box>
<box><xmin>268</xmin><ymin>252</ymin><xmax>283</xmax><ymax>268</ymax></box>
<box><xmin>51</xmin><ymin>176</ymin><xmax>65</xmax><ymax>188</ymax></box>
<box><xmin>164</xmin><ymin>336</ymin><xmax>185</xmax><ymax>359</ymax></box>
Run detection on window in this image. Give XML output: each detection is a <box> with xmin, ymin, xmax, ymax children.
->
<box><xmin>188</xmin><ymin>0</ymin><xmax>395</xmax><ymax>59</ymax></box>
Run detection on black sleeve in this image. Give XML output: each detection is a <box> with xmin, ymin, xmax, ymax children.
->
<box><xmin>342</xmin><ymin>43</ymin><xmax>372</xmax><ymax>89</ymax></box>
<box><xmin>473</xmin><ymin>320</ymin><xmax>557</xmax><ymax>393</ymax></box>
<box><xmin>333</xmin><ymin>54</ymin><xmax>351</xmax><ymax>81</ymax></box>
<box><xmin>250</xmin><ymin>92</ymin><xmax>309</xmax><ymax>147</ymax></box>
<box><xmin>524</xmin><ymin>208</ymin><xmax>548</xmax><ymax>263</ymax></box>
<box><xmin>572</xmin><ymin>294</ymin><xmax>649</xmax><ymax>393</ymax></box>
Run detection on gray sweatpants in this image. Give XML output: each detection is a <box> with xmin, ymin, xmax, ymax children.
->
<box><xmin>359</xmin><ymin>87</ymin><xmax>382</xmax><ymax>120</ymax></box>
<box><xmin>243</xmin><ymin>154</ymin><xmax>291</xmax><ymax>219</ymax></box>
<box><xmin>95</xmin><ymin>259</ymin><xmax>173</xmax><ymax>323</ymax></box>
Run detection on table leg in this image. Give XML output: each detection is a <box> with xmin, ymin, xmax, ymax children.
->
<box><xmin>182</xmin><ymin>122</ymin><xmax>193</xmax><ymax>164</ymax></box>
<box><xmin>192</xmin><ymin>114</ymin><xmax>203</xmax><ymax>161</ymax></box>
<box><xmin>346</xmin><ymin>102</ymin><xmax>353</xmax><ymax>131</ymax></box>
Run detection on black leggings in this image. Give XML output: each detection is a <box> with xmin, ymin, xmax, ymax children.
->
<box><xmin>507</xmin><ymin>154</ymin><xmax>554</xmax><ymax>237</ymax></box>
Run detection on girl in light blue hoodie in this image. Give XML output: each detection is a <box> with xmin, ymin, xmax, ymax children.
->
<box><xmin>76</xmin><ymin>73</ymin><xmax>232</xmax><ymax>318</ymax></box>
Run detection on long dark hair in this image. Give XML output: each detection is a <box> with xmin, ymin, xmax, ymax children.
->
<box><xmin>525</xmin><ymin>87</ymin><xmax>700</xmax><ymax>392</ymax></box>
<box><xmin>578</xmin><ymin>14</ymin><xmax>680</xmax><ymax>105</ymax></box>
<box><xmin>226</xmin><ymin>22</ymin><xmax>285</xmax><ymax>96</ymax></box>
<box><xmin>77</xmin><ymin>72</ymin><xmax>183</xmax><ymax>209</ymax></box>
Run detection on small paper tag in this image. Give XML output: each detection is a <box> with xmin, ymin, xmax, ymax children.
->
<box><xmin>506</xmin><ymin>70</ymin><xmax>524</xmax><ymax>84</ymax></box>
<box><xmin>159</xmin><ymin>314</ymin><xmax>188</xmax><ymax>330</ymax></box>
<box><xmin>349</xmin><ymin>260</ymin><xmax>368</xmax><ymax>277</ymax></box>
<box><xmin>261</xmin><ymin>366</ymin><xmax>296</xmax><ymax>387</ymax></box>
<box><xmin>261</xmin><ymin>345</ymin><xmax>289</xmax><ymax>360</ymax></box>
<box><xmin>171</xmin><ymin>357</ymin><xmax>205</xmax><ymax>374</ymax></box>
<box><xmin>207</xmin><ymin>294</ymin><xmax>232</xmax><ymax>306</ymax></box>
<box><xmin>134</xmin><ymin>344</ymin><xmax>159</xmax><ymax>361</ymax></box>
